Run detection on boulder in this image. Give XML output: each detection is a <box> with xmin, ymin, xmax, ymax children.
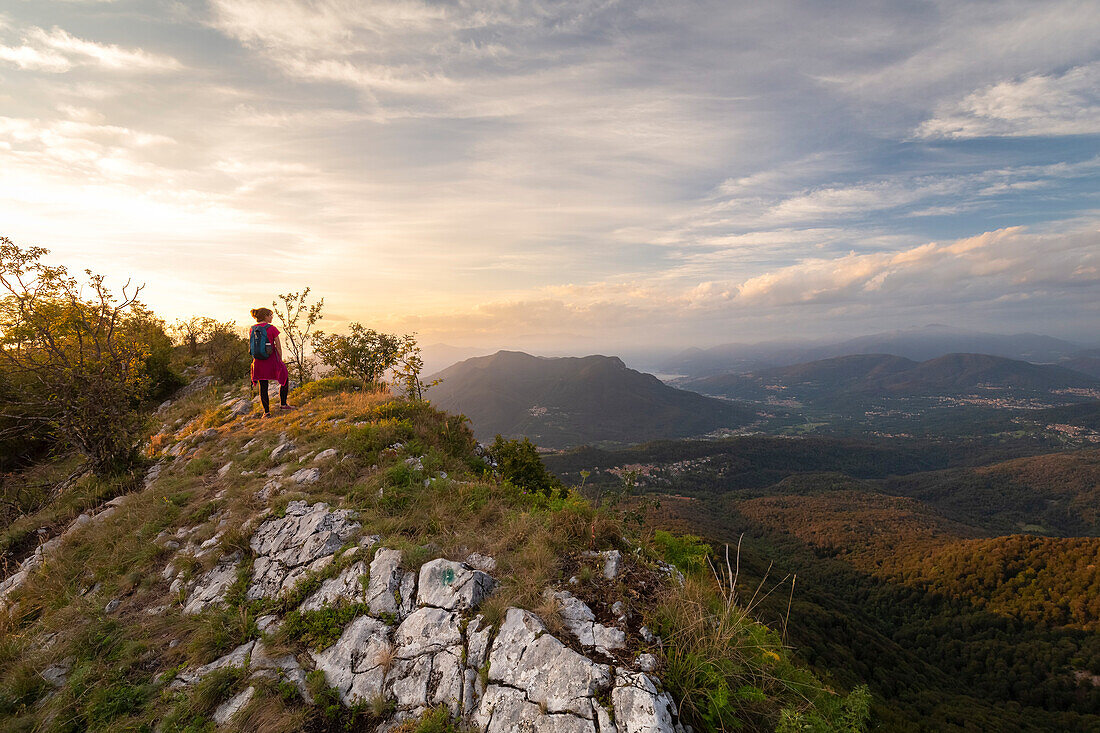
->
<box><xmin>417</xmin><ymin>559</ymin><xmax>495</xmax><ymax>612</ymax></box>
<box><xmin>364</xmin><ymin>549</ymin><xmax>416</xmax><ymax>619</ymax></box>
<box><xmin>311</xmin><ymin>615</ymin><xmax>393</xmax><ymax>705</ymax></box>
<box><xmin>485</xmin><ymin>608</ymin><xmax>611</xmax><ymax>719</ymax></box>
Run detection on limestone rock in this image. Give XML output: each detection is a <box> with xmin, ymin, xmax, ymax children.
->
<box><xmin>256</xmin><ymin>614</ymin><xmax>281</xmax><ymax>634</ymax></box>
<box><xmin>389</xmin><ymin>607</ymin><xmax>465</xmax><ymax>714</ymax></box>
<box><xmin>246</xmin><ymin>502</ymin><xmax>360</xmax><ymax>601</ymax></box>
<box><xmin>176</xmin><ymin>375</ymin><xmax>216</xmax><ymax>399</ymax></box>
<box><xmin>172</xmin><ymin>640</ymin><xmax>254</xmax><ymax>688</ymax></box>
<box><xmin>41</xmin><ymin>657</ymin><xmax>73</xmax><ymax>688</ymax></box>
<box><xmin>228</xmin><ymin>399</ymin><xmax>252</xmax><ymax>417</ymax></box>
<box><xmin>551</xmin><ymin>590</ymin><xmax>627</xmax><ymax>657</ymax></box>
<box><xmin>213</xmin><ymin>685</ymin><xmax>255</xmax><ymax>725</ymax></box>
<box><xmin>364</xmin><ymin>549</ymin><xmax>416</xmax><ymax>619</ymax></box>
<box><xmin>144</xmin><ymin>461</ymin><xmax>164</xmax><ymax>488</ymax></box>
<box><xmin>183</xmin><ymin>553</ymin><xmax>241</xmax><ymax>615</ymax></box>
<box><xmin>291</xmin><ymin>467</ymin><xmax>321</xmax><ymax>486</ymax></box>
<box><xmin>612</xmin><ymin>671</ymin><xmax>681</xmax><ymax>733</ymax></box>
<box><xmin>465</xmin><ymin>615</ymin><xmax>492</xmax><ymax>671</ymax></box>
<box><xmin>465</xmin><ymin>552</ymin><xmax>497</xmax><ymax>573</ymax></box>
<box><xmin>486</xmin><ymin>608</ymin><xmax>611</xmax><ymax>719</ymax></box>
<box><xmin>417</xmin><ymin>558</ymin><xmax>495</xmax><ymax>612</ymax></box>
<box><xmin>315</xmin><ymin>448</ymin><xmax>338</xmax><ymax>461</ymax></box>
<box><xmin>475</xmin><ymin>685</ymin><xmax>597</xmax><ymax>733</ymax></box>
<box><xmin>311</xmin><ymin>615</ymin><xmax>393</xmax><ymax>705</ymax></box>
<box><xmin>271</xmin><ymin>441</ymin><xmax>297</xmax><ymax>462</ymax></box>
<box><xmin>299</xmin><ymin>561</ymin><xmax>367</xmax><ymax>612</ymax></box>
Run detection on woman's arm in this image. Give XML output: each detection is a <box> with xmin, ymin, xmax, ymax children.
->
<box><xmin>272</xmin><ymin>334</ymin><xmax>283</xmax><ymax>360</ymax></box>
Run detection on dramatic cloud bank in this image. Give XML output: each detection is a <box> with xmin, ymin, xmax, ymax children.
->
<box><xmin>0</xmin><ymin>0</ymin><xmax>1096</xmax><ymax>348</ymax></box>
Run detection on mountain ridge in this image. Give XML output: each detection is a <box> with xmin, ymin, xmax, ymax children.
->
<box><xmin>428</xmin><ymin>350</ymin><xmax>757</xmax><ymax>447</ymax></box>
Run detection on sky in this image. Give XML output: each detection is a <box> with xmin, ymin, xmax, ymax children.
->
<box><xmin>1</xmin><ymin>0</ymin><xmax>1098</xmax><ymax>354</ymax></box>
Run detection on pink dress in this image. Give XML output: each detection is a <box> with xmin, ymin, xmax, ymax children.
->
<box><xmin>250</xmin><ymin>324</ymin><xmax>289</xmax><ymax>385</ymax></box>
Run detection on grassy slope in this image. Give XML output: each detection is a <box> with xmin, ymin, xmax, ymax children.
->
<box><xmin>0</xmin><ymin>379</ymin><xmax>861</xmax><ymax>733</ymax></box>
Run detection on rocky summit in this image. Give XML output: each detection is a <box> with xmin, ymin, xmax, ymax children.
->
<box><xmin>0</xmin><ymin>377</ymin><xmax>859</xmax><ymax>732</ymax></box>
<box><xmin>168</xmin><ymin>500</ymin><xmax>681</xmax><ymax>732</ymax></box>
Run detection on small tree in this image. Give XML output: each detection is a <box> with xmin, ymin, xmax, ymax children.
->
<box><xmin>272</xmin><ymin>288</ymin><xmax>324</xmax><ymax>386</ymax></box>
<box><xmin>313</xmin><ymin>323</ymin><xmax>401</xmax><ymax>388</ymax></box>
<box><xmin>0</xmin><ymin>238</ymin><xmax>162</xmax><ymax>473</ymax></box>
<box><xmin>202</xmin><ymin>321</ymin><xmax>250</xmax><ymax>383</ymax></box>
<box><xmin>170</xmin><ymin>316</ymin><xmax>218</xmax><ymax>356</ymax></box>
<box><xmin>394</xmin><ymin>333</ymin><xmax>440</xmax><ymax>400</ymax></box>
<box><xmin>487</xmin><ymin>435</ymin><xmax>565</xmax><ymax>498</ymax></box>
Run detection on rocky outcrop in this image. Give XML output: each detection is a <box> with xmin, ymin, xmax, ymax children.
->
<box><xmin>167</xmin><ymin>503</ymin><xmax>685</xmax><ymax>732</ymax></box>
<box><xmin>247</xmin><ymin>501</ymin><xmax>361</xmax><ymax>601</ymax></box>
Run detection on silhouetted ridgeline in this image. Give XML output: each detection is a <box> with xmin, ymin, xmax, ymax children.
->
<box><xmin>427</xmin><ymin>350</ymin><xmax>757</xmax><ymax>447</ymax></box>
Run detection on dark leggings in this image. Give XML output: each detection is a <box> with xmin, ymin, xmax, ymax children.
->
<box><xmin>259</xmin><ymin>380</ymin><xmax>288</xmax><ymax>413</ymax></box>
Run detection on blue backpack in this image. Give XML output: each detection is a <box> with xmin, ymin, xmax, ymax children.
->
<box><xmin>249</xmin><ymin>324</ymin><xmax>273</xmax><ymax>360</ymax></box>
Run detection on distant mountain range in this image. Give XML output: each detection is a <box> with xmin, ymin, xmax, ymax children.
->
<box><xmin>662</xmin><ymin>325</ymin><xmax>1089</xmax><ymax>377</ymax></box>
<box><xmin>680</xmin><ymin>352</ymin><xmax>1100</xmax><ymax>401</ymax></box>
<box><xmin>426</xmin><ymin>350</ymin><xmax>756</xmax><ymax>448</ymax></box>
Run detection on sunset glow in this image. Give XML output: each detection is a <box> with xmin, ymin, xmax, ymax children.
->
<box><xmin>1</xmin><ymin>1</ymin><xmax>1098</xmax><ymax>350</ymax></box>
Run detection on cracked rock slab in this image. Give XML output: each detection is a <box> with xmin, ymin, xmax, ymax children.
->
<box><xmin>486</xmin><ymin>608</ymin><xmax>611</xmax><ymax>719</ymax></box>
<box><xmin>312</xmin><ymin>615</ymin><xmax>393</xmax><ymax>705</ymax></box>
<box><xmin>182</xmin><ymin>553</ymin><xmax>241</xmax><ymax>615</ymax></box>
<box><xmin>612</xmin><ymin>670</ymin><xmax>682</xmax><ymax>733</ymax></box>
<box><xmin>386</xmin><ymin>607</ymin><xmax>467</xmax><ymax>716</ymax></box>
<box><xmin>551</xmin><ymin>590</ymin><xmax>627</xmax><ymax>657</ymax></box>
<box><xmin>417</xmin><ymin>558</ymin><xmax>495</xmax><ymax>612</ymax></box>
<box><xmin>299</xmin><ymin>560</ymin><xmax>367</xmax><ymax>612</ymax></box>
<box><xmin>364</xmin><ymin>549</ymin><xmax>416</xmax><ymax>619</ymax></box>
<box><xmin>246</xmin><ymin>502</ymin><xmax>360</xmax><ymax>601</ymax></box>
<box><xmin>476</xmin><ymin>685</ymin><xmax>598</xmax><ymax>733</ymax></box>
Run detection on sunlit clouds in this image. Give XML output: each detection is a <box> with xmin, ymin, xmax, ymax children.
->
<box><xmin>0</xmin><ymin>1</ymin><xmax>1097</xmax><ymax>350</ymax></box>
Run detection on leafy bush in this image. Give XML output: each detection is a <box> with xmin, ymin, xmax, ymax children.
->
<box><xmin>290</xmin><ymin>376</ymin><xmax>365</xmax><ymax>403</ymax></box>
<box><xmin>654</xmin><ymin>530</ymin><xmax>711</xmax><ymax>575</ymax></box>
<box><xmin>203</xmin><ymin>324</ymin><xmax>250</xmax><ymax>384</ymax></box>
<box><xmin>488</xmin><ymin>435</ymin><xmax>564</xmax><ymax>498</ymax></box>
<box><xmin>281</xmin><ymin>605</ymin><xmax>369</xmax><ymax>651</ymax></box>
<box><xmin>0</xmin><ymin>239</ymin><xmax>180</xmax><ymax>472</ymax></box>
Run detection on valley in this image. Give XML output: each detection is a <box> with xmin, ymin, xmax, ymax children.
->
<box><xmin>544</xmin><ymin>438</ymin><xmax>1100</xmax><ymax>731</ymax></box>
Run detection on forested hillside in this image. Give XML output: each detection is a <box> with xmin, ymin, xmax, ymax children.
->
<box><xmin>548</xmin><ymin>438</ymin><xmax>1100</xmax><ymax>731</ymax></box>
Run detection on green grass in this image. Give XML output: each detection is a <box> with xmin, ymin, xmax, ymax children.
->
<box><xmin>0</xmin><ymin>383</ymin><xmax>864</xmax><ymax>732</ymax></box>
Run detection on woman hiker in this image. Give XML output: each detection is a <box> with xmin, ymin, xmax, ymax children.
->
<box><xmin>249</xmin><ymin>307</ymin><xmax>295</xmax><ymax>417</ymax></box>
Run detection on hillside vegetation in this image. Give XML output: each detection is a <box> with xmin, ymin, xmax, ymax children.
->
<box><xmin>0</xmin><ymin>378</ymin><xmax>865</xmax><ymax>732</ymax></box>
<box><xmin>427</xmin><ymin>350</ymin><xmax>757</xmax><ymax>447</ymax></box>
<box><xmin>548</xmin><ymin>438</ymin><xmax>1100</xmax><ymax>731</ymax></box>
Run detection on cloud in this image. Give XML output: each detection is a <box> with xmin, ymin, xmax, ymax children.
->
<box><xmin>379</xmin><ymin>224</ymin><xmax>1100</xmax><ymax>346</ymax></box>
<box><xmin>916</xmin><ymin>62</ymin><xmax>1100</xmax><ymax>138</ymax></box>
<box><xmin>0</xmin><ymin>25</ymin><xmax>181</xmax><ymax>73</ymax></box>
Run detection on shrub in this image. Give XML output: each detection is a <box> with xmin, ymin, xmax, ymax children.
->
<box><xmin>0</xmin><ymin>239</ymin><xmax>177</xmax><ymax>473</ymax></box>
<box><xmin>487</xmin><ymin>435</ymin><xmax>564</xmax><ymax>498</ymax></box>
<box><xmin>653</xmin><ymin>577</ymin><xmax>869</xmax><ymax>732</ymax></box>
<box><xmin>290</xmin><ymin>376</ymin><xmax>366</xmax><ymax>403</ymax></box>
<box><xmin>654</xmin><ymin>530</ymin><xmax>711</xmax><ymax>575</ymax></box>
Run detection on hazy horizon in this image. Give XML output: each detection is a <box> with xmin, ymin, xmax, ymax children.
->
<box><xmin>1</xmin><ymin>1</ymin><xmax>1097</xmax><ymax>350</ymax></box>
